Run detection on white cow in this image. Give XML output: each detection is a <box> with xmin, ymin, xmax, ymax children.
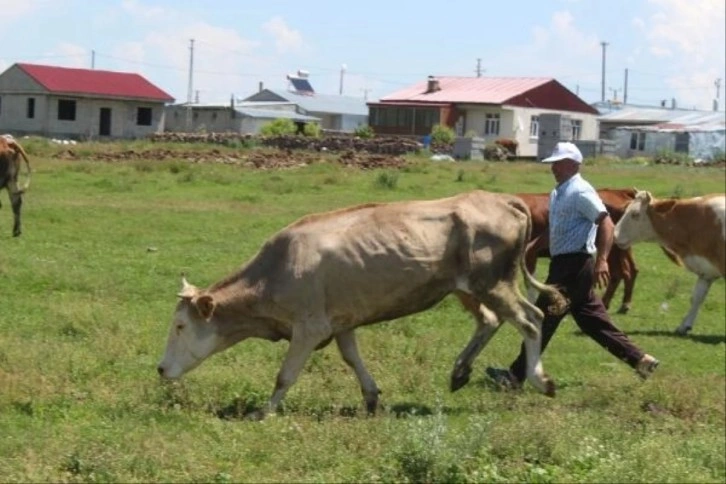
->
<box><xmin>614</xmin><ymin>190</ymin><xmax>725</xmax><ymax>334</ymax></box>
<box><xmin>157</xmin><ymin>190</ymin><xmax>567</xmax><ymax>418</ymax></box>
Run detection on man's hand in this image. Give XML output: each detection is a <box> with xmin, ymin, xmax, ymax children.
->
<box><xmin>594</xmin><ymin>256</ymin><xmax>610</xmax><ymax>289</ymax></box>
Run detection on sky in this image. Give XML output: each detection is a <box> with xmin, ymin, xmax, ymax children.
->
<box><xmin>1</xmin><ymin>0</ymin><xmax>724</xmax><ymax>111</ymax></box>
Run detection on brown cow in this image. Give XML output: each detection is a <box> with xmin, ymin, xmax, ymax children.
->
<box><xmin>157</xmin><ymin>190</ymin><xmax>567</xmax><ymax>419</ymax></box>
<box><xmin>615</xmin><ymin>191</ymin><xmax>725</xmax><ymax>334</ymax></box>
<box><xmin>518</xmin><ymin>188</ymin><xmax>641</xmax><ymax>314</ymax></box>
<box><xmin>0</xmin><ymin>135</ymin><xmax>31</xmax><ymax>237</ymax></box>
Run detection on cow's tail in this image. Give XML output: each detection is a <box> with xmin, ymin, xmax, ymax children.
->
<box><xmin>11</xmin><ymin>140</ymin><xmax>31</xmax><ymax>192</ymax></box>
<box><xmin>510</xmin><ymin>197</ymin><xmax>568</xmax><ymax>316</ymax></box>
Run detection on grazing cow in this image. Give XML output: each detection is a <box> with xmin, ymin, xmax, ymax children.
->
<box><xmin>157</xmin><ymin>190</ymin><xmax>567</xmax><ymax>418</ymax></box>
<box><xmin>519</xmin><ymin>188</ymin><xmax>642</xmax><ymax>314</ymax></box>
<box><xmin>614</xmin><ymin>190</ymin><xmax>726</xmax><ymax>334</ymax></box>
<box><xmin>0</xmin><ymin>135</ymin><xmax>32</xmax><ymax>237</ymax></box>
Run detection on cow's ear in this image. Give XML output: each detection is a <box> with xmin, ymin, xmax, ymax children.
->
<box><xmin>193</xmin><ymin>294</ymin><xmax>216</xmax><ymax>321</ymax></box>
<box><xmin>643</xmin><ymin>191</ymin><xmax>653</xmax><ymax>204</ymax></box>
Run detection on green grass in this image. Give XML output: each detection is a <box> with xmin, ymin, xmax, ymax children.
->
<box><xmin>0</xmin><ymin>146</ymin><xmax>724</xmax><ymax>482</ymax></box>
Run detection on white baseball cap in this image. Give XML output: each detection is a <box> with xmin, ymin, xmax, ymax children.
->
<box><xmin>542</xmin><ymin>142</ymin><xmax>583</xmax><ymax>164</ymax></box>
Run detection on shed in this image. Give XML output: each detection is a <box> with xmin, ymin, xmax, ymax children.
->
<box><xmin>0</xmin><ymin>62</ymin><xmax>174</xmax><ymax>139</ymax></box>
<box><xmin>164</xmin><ymin>102</ymin><xmax>320</xmax><ymax>134</ymax></box>
<box><xmin>241</xmin><ymin>88</ymin><xmax>368</xmax><ymax>132</ymax></box>
<box><xmin>597</xmin><ymin>104</ymin><xmax>725</xmax><ymax>160</ymax></box>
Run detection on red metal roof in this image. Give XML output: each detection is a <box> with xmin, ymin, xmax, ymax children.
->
<box><xmin>379</xmin><ymin>76</ymin><xmax>598</xmax><ymax>115</ymax></box>
<box><xmin>16</xmin><ymin>63</ymin><xmax>174</xmax><ymax>102</ymax></box>
<box><xmin>381</xmin><ymin>76</ymin><xmax>552</xmax><ymax>104</ymax></box>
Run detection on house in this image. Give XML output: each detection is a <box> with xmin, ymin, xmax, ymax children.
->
<box><xmin>164</xmin><ymin>101</ymin><xmax>320</xmax><ymax>134</ymax></box>
<box><xmin>368</xmin><ymin>76</ymin><xmax>599</xmax><ymax>157</ymax></box>
<box><xmin>0</xmin><ymin>62</ymin><xmax>174</xmax><ymax>140</ymax></box>
<box><xmin>596</xmin><ymin>103</ymin><xmax>725</xmax><ymax>160</ymax></box>
<box><xmin>241</xmin><ymin>78</ymin><xmax>368</xmax><ymax>132</ymax></box>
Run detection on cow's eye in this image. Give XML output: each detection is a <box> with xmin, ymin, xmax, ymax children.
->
<box><xmin>176</xmin><ymin>324</ymin><xmax>184</xmax><ymax>334</ymax></box>
<box><xmin>631</xmin><ymin>213</ymin><xmax>640</xmax><ymax>220</ymax></box>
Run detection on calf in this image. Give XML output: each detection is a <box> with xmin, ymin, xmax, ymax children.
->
<box><xmin>0</xmin><ymin>135</ymin><xmax>32</xmax><ymax>237</ymax></box>
<box><xmin>615</xmin><ymin>190</ymin><xmax>725</xmax><ymax>334</ymax></box>
<box><xmin>157</xmin><ymin>191</ymin><xmax>567</xmax><ymax>418</ymax></box>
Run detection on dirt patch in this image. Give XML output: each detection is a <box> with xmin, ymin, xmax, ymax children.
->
<box><xmin>51</xmin><ymin>147</ymin><xmax>409</xmax><ymax>170</ymax></box>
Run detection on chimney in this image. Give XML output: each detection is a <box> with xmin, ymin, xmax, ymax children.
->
<box><xmin>426</xmin><ymin>75</ymin><xmax>441</xmax><ymax>94</ymax></box>
<box><xmin>259</xmin><ymin>81</ymin><xmax>264</xmax><ymax>92</ymax></box>
<box><xmin>671</xmin><ymin>98</ymin><xmax>677</xmax><ymax>109</ymax></box>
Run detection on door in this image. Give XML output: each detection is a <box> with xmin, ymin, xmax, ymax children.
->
<box><xmin>99</xmin><ymin>108</ymin><xmax>111</xmax><ymax>136</ymax></box>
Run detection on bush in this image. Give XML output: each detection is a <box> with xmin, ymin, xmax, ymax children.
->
<box><xmin>303</xmin><ymin>123</ymin><xmax>322</xmax><ymax>138</ymax></box>
<box><xmin>354</xmin><ymin>125</ymin><xmax>375</xmax><ymax>139</ymax></box>
<box><xmin>653</xmin><ymin>149</ymin><xmax>692</xmax><ymax>165</ymax></box>
<box><xmin>431</xmin><ymin>124</ymin><xmax>455</xmax><ymax>145</ymax></box>
<box><xmin>260</xmin><ymin>118</ymin><xmax>297</xmax><ymax>137</ymax></box>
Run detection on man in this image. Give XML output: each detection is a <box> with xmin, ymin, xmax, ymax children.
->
<box><xmin>486</xmin><ymin>142</ymin><xmax>659</xmax><ymax>389</ymax></box>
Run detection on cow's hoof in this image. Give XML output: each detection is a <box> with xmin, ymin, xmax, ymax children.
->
<box><xmin>544</xmin><ymin>378</ymin><xmax>556</xmax><ymax>398</ymax></box>
<box><xmin>244</xmin><ymin>408</ymin><xmax>270</xmax><ymax>421</ymax></box>
<box><xmin>450</xmin><ymin>366</ymin><xmax>472</xmax><ymax>392</ymax></box>
<box><xmin>617</xmin><ymin>305</ymin><xmax>630</xmax><ymax>314</ymax></box>
<box><xmin>12</xmin><ymin>231</ymin><xmax>21</xmax><ymax>237</ymax></box>
<box><xmin>675</xmin><ymin>327</ymin><xmax>691</xmax><ymax>336</ymax></box>
<box><xmin>366</xmin><ymin>398</ymin><xmax>378</xmax><ymax>417</ymax></box>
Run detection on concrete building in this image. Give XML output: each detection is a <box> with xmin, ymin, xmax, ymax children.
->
<box><xmin>0</xmin><ymin>63</ymin><xmax>174</xmax><ymax>139</ymax></box>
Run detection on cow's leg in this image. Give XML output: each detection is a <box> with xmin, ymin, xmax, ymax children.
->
<box><xmin>515</xmin><ymin>297</ymin><xmax>555</xmax><ymax>396</ymax></box>
<box><xmin>450</xmin><ymin>292</ymin><xmax>501</xmax><ymax>391</ymax></box>
<box><xmin>255</xmin><ymin>323</ymin><xmax>331</xmax><ymax>419</ymax></box>
<box><xmin>9</xmin><ymin>188</ymin><xmax>22</xmax><ymax>237</ymax></box>
<box><xmin>676</xmin><ymin>276</ymin><xmax>713</xmax><ymax>335</ymax></box>
<box><xmin>479</xmin><ymin>283</ymin><xmax>554</xmax><ymax>397</ymax></box>
<box><xmin>335</xmin><ymin>330</ymin><xmax>380</xmax><ymax>414</ymax></box>
<box><xmin>618</xmin><ymin>249</ymin><xmax>638</xmax><ymax>314</ymax></box>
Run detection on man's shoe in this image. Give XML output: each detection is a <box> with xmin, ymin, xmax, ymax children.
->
<box><xmin>485</xmin><ymin>367</ymin><xmax>522</xmax><ymax>390</ymax></box>
<box><xmin>636</xmin><ymin>354</ymin><xmax>660</xmax><ymax>380</ymax></box>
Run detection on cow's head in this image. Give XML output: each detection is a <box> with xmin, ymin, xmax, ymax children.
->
<box><xmin>614</xmin><ymin>190</ymin><xmax>658</xmax><ymax>248</ymax></box>
<box><xmin>157</xmin><ymin>277</ymin><xmax>222</xmax><ymax>379</ymax></box>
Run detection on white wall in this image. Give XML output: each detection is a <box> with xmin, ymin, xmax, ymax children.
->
<box><xmin>0</xmin><ymin>93</ymin><xmax>166</xmax><ymax>139</ymax></box>
<box><xmin>461</xmin><ymin>105</ymin><xmax>598</xmax><ymax>157</ymax></box>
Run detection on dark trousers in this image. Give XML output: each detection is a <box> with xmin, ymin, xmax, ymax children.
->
<box><xmin>510</xmin><ymin>253</ymin><xmax>644</xmax><ymax>382</ymax></box>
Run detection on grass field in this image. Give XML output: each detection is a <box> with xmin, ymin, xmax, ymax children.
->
<box><xmin>0</xmin><ymin>140</ymin><xmax>724</xmax><ymax>483</ymax></box>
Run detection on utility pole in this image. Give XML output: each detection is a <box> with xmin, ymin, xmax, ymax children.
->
<box><xmin>600</xmin><ymin>41</ymin><xmax>609</xmax><ymax>103</ymax></box>
<box><xmin>91</xmin><ymin>50</ymin><xmax>95</xmax><ymax>69</ymax></box>
<box><xmin>623</xmin><ymin>68</ymin><xmax>629</xmax><ymax>104</ymax></box>
<box><xmin>716</xmin><ymin>78</ymin><xmax>722</xmax><ymax>100</ymax></box>
<box><xmin>361</xmin><ymin>87</ymin><xmax>371</xmax><ymax>101</ymax></box>
<box><xmin>339</xmin><ymin>64</ymin><xmax>346</xmax><ymax>95</ymax></box>
<box><xmin>476</xmin><ymin>58</ymin><xmax>483</xmax><ymax>77</ymax></box>
<box><xmin>186</xmin><ymin>38</ymin><xmax>195</xmax><ymax>132</ymax></box>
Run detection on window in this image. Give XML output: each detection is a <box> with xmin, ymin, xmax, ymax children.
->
<box><xmin>137</xmin><ymin>107</ymin><xmax>152</xmax><ymax>126</ymax></box>
<box><xmin>58</xmin><ymin>99</ymin><xmax>76</xmax><ymax>121</ymax></box>
<box><xmin>484</xmin><ymin>113</ymin><xmax>500</xmax><ymax>135</ymax></box>
<box><xmin>630</xmin><ymin>132</ymin><xmax>646</xmax><ymax>151</ymax></box>
<box><xmin>27</xmin><ymin>98</ymin><xmax>35</xmax><ymax>119</ymax></box>
<box><xmin>571</xmin><ymin>119</ymin><xmax>582</xmax><ymax>140</ymax></box>
<box><xmin>529</xmin><ymin>115</ymin><xmax>539</xmax><ymax>138</ymax></box>
<box><xmin>674</xmin><ymin>133</ymin><xmax>689</xmax><ymax>153</ymax></box>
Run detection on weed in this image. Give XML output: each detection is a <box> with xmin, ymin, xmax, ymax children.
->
<box><xmin>375</xmin><ymin>171</ymin><xmax>399</xmax><ymax>189</ymax></box>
